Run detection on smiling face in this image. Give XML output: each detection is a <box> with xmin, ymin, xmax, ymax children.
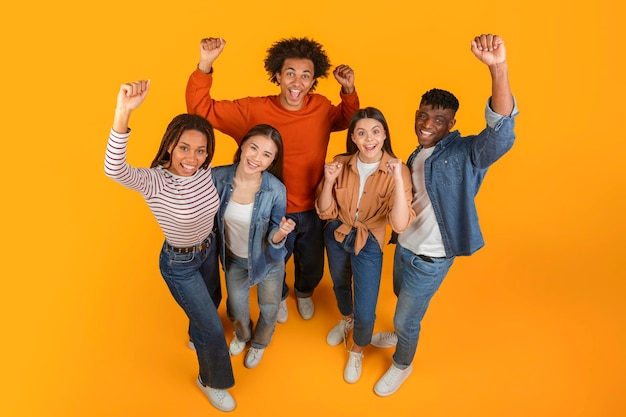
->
<box><xmin>414</xmin><ymin>104</ymin><xmax>456</xmax><ymax>148</ymax></box>
<box><xmin>165</xmin><ymin>129</ymin><xmax>208</xmax><ymax>176</ymax></box>
<box><xmin>238</xmin><ymin>134</ymin><xmax>278</xmax><ymax>175</ymax></box>
<box><xmin>275</xmin><ymin>58</ymin><xmax>315</xmax><ymax>111</ymax></box>
<box><xmin>351</xmin><ymin>118</ymin><xmax>386</xmax><ymax>163</ymax></box>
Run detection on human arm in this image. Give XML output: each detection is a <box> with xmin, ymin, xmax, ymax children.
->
<box><xmin>112</xmin><ymin>80</ymin><xmax>149</xmax><ymax>134</ymax></box>
<box><xmin>316</xmin><ymin>160</ymin><xmax>343</xmax><ymax>213</ymax></box>
<box><xmin>471</xmin><ymin>34</ymin><xmax>513</xmax><ymax>117</ymax></box>
<box><xmin>386</xmin><ymin>158</ymin><xmax>414</xmax><ymax>233</ymax></box>
<box><xmin>105</xmin><ymin>80</ymin><xmax>155</xmax><ymax>193</ymax></box>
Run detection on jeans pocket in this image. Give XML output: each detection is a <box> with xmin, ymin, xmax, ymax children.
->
<box><xmin>410</xmin><ymin>255</ymin><xmax>438</xmax><ymax>276</ymax></box>
<box><xmin>169</xmin><ymin>251</ymin><xmax>196</xmax><ymax>264</ymax></box>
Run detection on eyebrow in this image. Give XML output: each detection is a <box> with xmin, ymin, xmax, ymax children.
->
<box><xmin>285</xmin><ymin>66</ymin><xmax>312</xmax><ymax>73</ymax></box>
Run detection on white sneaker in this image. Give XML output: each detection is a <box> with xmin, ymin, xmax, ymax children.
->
<box><xmin>244</xmin><ymin>347</ymin><xmax>265</xmax><ymax>369</ymax></box>
<box><xmin>277</xmin><ymin>299</ymin><xmax>288</xmax><ymax>323</ymax></box>
<box><xmin>374</xmin><ymin>364</ymin><xmax>413</xmax><ymax>396</ymax></box>
<box><xmin>326</xmin><ymin>317</ymin><xmax>354</xmax><ymax>346</ymax></box>
<box><xmin>296</xmin><ymin>297</ymin><xmax>314</xmax><ymax>320</ymax></box>
<box><xmin>187</xmin><ymin>340</ymin><xmax>196</xmax><ymax>351</ymax></box>
<box><xmin>229</xmin><ymin>334</ymin><xmax>247</xmax><ymax>356</ymax></box>
<box><xmin>371</xmin><ymin>331</ymin><xmax>398</xmax><ymax>348</ymax></box>
<box><xmin>196</xmin><ymin>376</ymin><xmax>236</xmax><ymax>412</ymax></box>
<box><xmin>344</xmin><ymin>350</ymin><xmax>363</xmax><ymax>383</ymax></box>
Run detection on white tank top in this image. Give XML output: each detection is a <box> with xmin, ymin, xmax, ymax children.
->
<box><xmin>224</xmin><ymin>200</ymin><xmax>253</xmax><ymax>258</ymax></box>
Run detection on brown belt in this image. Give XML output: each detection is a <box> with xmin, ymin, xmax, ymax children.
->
<box><xmin>166</xmin><ymin>235</ymin><xmax>212</xmax><ymax>254</ymax></box>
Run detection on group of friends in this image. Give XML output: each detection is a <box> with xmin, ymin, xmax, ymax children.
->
<box><xmin>104</xmin><ymin>33</ymin><xmax>518</xmax><ymax>412</ymax></box>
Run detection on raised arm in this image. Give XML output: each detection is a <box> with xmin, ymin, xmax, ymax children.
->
<box><xmin>386</xmin><ymin>158</ymin><xmax>414</xmax><ymax>233</ymax></box>
<box><xmin>471</xmin><ymin>34</ymin><xmax>513</xmax><ymax>117</ymax></box>
<box><xmin>112</xmin><ymin>80</ymin><xmax>150</xmax><ymax>134</ymax></box>
<box><xmin>317</xmin><ymin>160</ymin><xmax>343</xmax><ymax>213</ymax></box>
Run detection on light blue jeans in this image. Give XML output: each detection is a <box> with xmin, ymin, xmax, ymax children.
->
<box><xmin>324</xmin><ymin>220</ymin><xmax>383</xmax><ymax>348</ymax></box>
<box><xmin>159</xmin><ymin>240</ymin><xmax>234</xmax><ymax>389</ymax></box>
<box><xmin>391</xmin><ymin>244</ymin><xmax>455</xmax><ymax>369</ymax></box>
<box><xmin>225</xmin><ymin>252</ymin><xmax>283</xmax><ymax>349</ymax></box>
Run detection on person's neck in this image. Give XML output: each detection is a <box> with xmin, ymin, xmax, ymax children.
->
<box><xmin>234</xmin><ymin>165</ymin><xmax>262</xmax><ymax>185</ymax></box>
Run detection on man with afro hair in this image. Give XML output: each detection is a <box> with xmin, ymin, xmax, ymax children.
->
<box><xmin>186</xmin><ymin>36</ymin><xmax>359</xmax><ymax>326</ymax></box>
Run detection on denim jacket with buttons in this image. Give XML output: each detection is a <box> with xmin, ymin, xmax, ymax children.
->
<box><xmin>402</xmin><ymin>97</ymin><xmax>519</xmax><ymax>257</ymax></box>
<box><xmin>212</xmin><ymin>163</ymin><xmax>287</xmax><ymax>285</ymax></box>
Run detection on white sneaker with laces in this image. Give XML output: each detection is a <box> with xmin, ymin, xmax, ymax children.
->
<box><xmin>229</xmin><ymin>334</ymin><xmax>247</xmax><ymax>356</ymax></box>
<box><xmin>344</xmin><ymin>350</ymin><xmax>363</xmax><ymax>383</ymax></box>
<box><xmin>371</xmin><ymin>331</ymin><xmax>398</xmax><ymax>348</ymax></box>
<box><xmin>326</xmin><ymin>317</ymin><xmax>354</xmax><ymax>346</ymax></box>
<box><xmin>374</xmin><ymin>364</ymin><xmax>413</xmax><ymax>396</ymax></box>
<box><xmin>244</xmin><ymin>347</ymin><xmax>265</xmax><ymax>369</ymax></box>
<box><xmin>196</xmin><ymin>376</ymin><xmax>236</xmax><ymax>412</ymax></box>
<box><xmin>296</xmin><ymin>297</ymin><xmax>314</xmax><ymax>320</ymax></box>
<box><xmin>277</xmin><ymin>299</ymin><xmax>288</xmax><ymax>323</ymax></box>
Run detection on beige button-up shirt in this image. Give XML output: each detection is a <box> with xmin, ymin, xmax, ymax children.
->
<box><xmin>316</xmin><ymin>151</ymin><xmax>415</xmax><ymax>255</ymax></box>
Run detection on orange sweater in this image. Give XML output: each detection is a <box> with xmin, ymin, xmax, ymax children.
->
<box><xmin>186</xmin><ymin>69</ymin><xmax>360</xmax><ymax>213</ymax></box>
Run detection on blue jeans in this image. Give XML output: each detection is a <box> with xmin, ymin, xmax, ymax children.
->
<box><xmin>391</xmin><ymin>244</ymin><xmax>455</xmax><ymax>369</ymax></box>
<box><xmin>159</xmin><ymin>240</ymin><xmax>234</xmax><ymax>389</ymax></box>
<box><xmin>225</xmin><ymin>252</ymin><xmax>283</xmax><ymax>349</ymax></box>
<box><xmin>324</xmin><ymin>220</ymin><xmax>383</xmax><ymax>347</ymax></box>
<box><xmin>282</xmin><ymin>210</ymin><xmax>325</xmax><ymax>299</ymax></box>
<box><xmin>188</xmin><ymin>234</ymin><xmax>221</xmax><ymax>341</ymax></box>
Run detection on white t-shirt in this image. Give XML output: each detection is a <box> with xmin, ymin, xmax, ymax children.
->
<box><xmin>398</xmin><ymin>147</ymin><xmax>446</xmax><ymax>257</ymax></box>
<box><xmin>356</xmin><ymin>158</ymin><xmax>380</xmax><ymax>220</ymax></box>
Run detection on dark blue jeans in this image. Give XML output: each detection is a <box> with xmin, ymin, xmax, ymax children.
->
<box><xmin>159</xmin><ymin>240</ymin><xmax>234</xmax><ymax>389</ymax></box>
<box><xmin>324</xmin><ymin>220</ymin><xmax>383</xmax><ymax>347</ymax></box>
<box><xmin>282</xmin><ymin>210</ymin><xmax>325</xmax><ymax>299</ymax></box>
<box><xmin>188</xmin><ymin>231</ymin><xmax>221</xmax><ymax>347</ymax></box>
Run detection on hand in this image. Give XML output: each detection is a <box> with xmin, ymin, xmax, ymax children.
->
<box><xmin>333</xmin><ymin>64</ymin><xmax>355</xmax><ymax>93</ymax></box>
<box><xmin>471</xmin><ymin>34</ymin><xmax>506</xmax><ymax>67</ymax></box>
<box><xmin>198</xmin><ymin>37</ymin><xmax>226</xmax><ymax>73</ymax></box>
<box><xmin>323</xmin><ymin>161</ymin><xmax>343</xmax><ymax>182</ymax></box>
<box><xmin>279</xmin><ymin>217</ymin><xmax>296</xmax><ymax>236</ymax></box>
<box><xmin>385</xmin><ymin>158</ymin><xmax>403</xmax><ymax>181</ymax></box>
<box><xmin>273</xmin><ymin>217</ymin><xmax>296</xmax><ymax>242</ymax></box>
<box><xmin>116</xmin><ymin>80</ymin><xmax>149</xmax><ymax>113</ymax></box>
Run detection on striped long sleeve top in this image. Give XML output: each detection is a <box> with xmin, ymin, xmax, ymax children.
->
<box><xmin>104</xmin><ymin>128</ymin><xmax>219</xmax><ymax>247</ymax></box>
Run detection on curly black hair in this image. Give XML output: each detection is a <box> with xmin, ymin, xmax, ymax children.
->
<box><xmin>264</xmin><ymin>37</ymin><xmax>331</xmax><ymax>91</ymax></box>
<box><xmin>420</xmin><ymin>88</ymin><xmax>460</xmax><ymax>112</ymax></box>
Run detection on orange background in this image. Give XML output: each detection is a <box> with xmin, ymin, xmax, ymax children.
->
<box><xmin>2</xmin><ymin>1</ymin><xmax>625</xmax><ymax>416</ymax></box>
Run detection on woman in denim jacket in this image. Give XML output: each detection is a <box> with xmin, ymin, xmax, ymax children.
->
<box><xmin>212</xmin><ymin>124</ymin><xmax>296</xmax><ymax>369</ymax></box>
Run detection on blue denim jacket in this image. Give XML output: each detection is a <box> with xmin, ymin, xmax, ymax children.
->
<box><xmin>212</xmin><ymin>164</ymin><xmax>287</xmax><ymax>285</ymax></box>
<box><xmin>404</xmin><ymin>98</ymin><xmax>519</xmax><ymax>257</ymax></box>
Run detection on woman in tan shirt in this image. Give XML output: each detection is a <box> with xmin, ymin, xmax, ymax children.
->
<box><xmin>315</xmin><ymin>107</ymin><xmax>415</xmax><ymax>384</ymax></box>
